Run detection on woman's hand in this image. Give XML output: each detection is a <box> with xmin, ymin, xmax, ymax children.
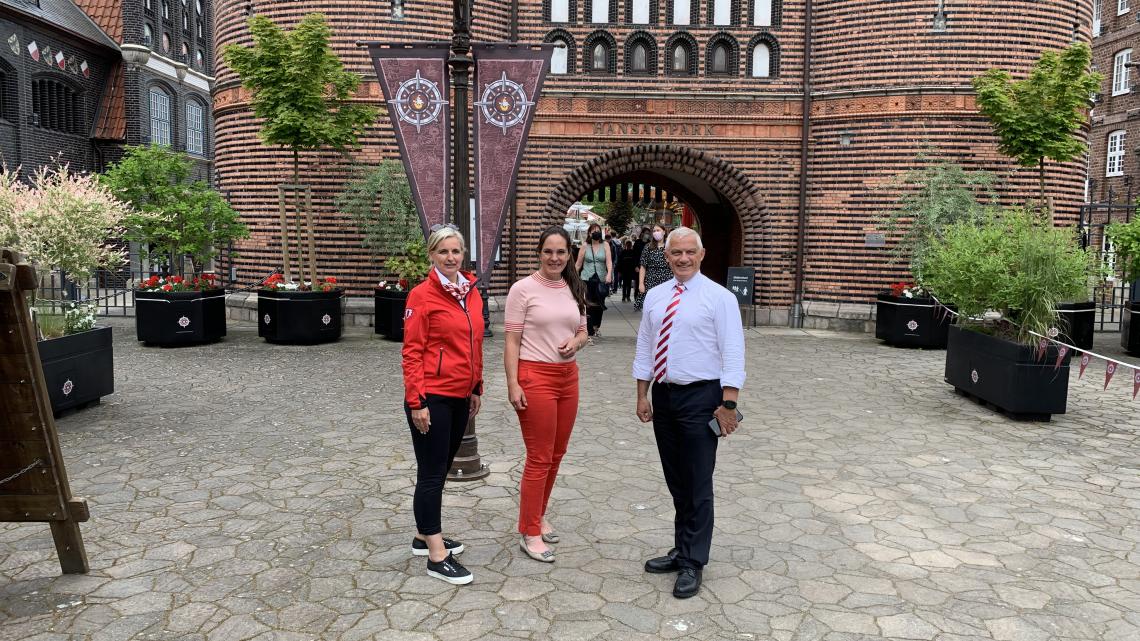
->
<box><xmin>469</xmin><ymin>394</ymin><xmax>482</xmax><ymax>418</ymax></box>
<box><xmin>411</xmin><ymin>407</ymin><xmax>431</xmax><ymax>434</ymax></box>
<box><xmin>508</xmin><ymin>383</ymin><xmax>528</xmax><ymax>411</ymax></box>
<box><xmin>557</xmin><ymin>334</ymin><xmax>586</xmax><ymax>358</ymax></box>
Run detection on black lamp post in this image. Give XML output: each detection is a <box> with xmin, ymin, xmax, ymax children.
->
<box><xmin>447</xmin><ymin>0</ymin><xmax>490</xmax><ymax>481</ymax></box>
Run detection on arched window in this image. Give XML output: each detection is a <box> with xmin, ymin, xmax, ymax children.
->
<box><xmin>584</xmin><ymin>31</ymin><xmax>617</xmax><ymax>74</ymax></box>
<box><xmin>546</xmin><ymin>31</ymin><xmax>576</xmax><ymax>74</ymax></box>
<box><xmin>551</xmin><ymin>0</ymin><xmax>570</xmax><ymax>23</ymax></box>
<box><xmin>665</xmin><ymin>32</ymin><xmax>697</xmax><ymax>76</ymax></box>
<box><xmin>149</xmin><ymin>87</ymin><xmax>172</xmax><ymax>146</ymax></box>
<box><xmin>713</xmin><ymin>0</ymin><xmax>731</xmax><ymax>26</ymax></box>
<box><xmin>672</xmin><ymin>0</ymin><xmax>690</xmax><ymax>25</ymax></box>
<box><xmin>181</xmin><ymin>43</ymin><xmax>189</xmax><ymax>60</ymax></box>
<box><xmin>706</xmin><ymin>34</ymin><xmax>738</xmax><ymax>75</ymax></box>
<box><xmin>1107</xmin><ymin>130</ymin><xmax>1126</xmax><ymax>176</ymax></box>
<box><xmin>162</xmin><ymin>0</ymin><xmax>169</xmax><ymax>19</ymax></box>
<box><xmin>186</xmin><ymin>101</ymin><xmax>205</xmax><ymax>155</ymax></box>
<box><xmin>590</xmin><ymin>0</ymin><xmax>613</xmax><ymax>23</ymax></box>
<box><xmin>593</xmin><ymin>43</ymin><xmax>608</xmax><ymax>70</ymax></box>
<box><xmin>624</xmin><ymin>32</ymin><xmax>656</xmax><ymax>75</ymax></box>
<box><xmin>632</xmin><ymin>43</ymin><xmax>647</xmax><ymax>71</ymax></box>
<box><xmin>183</xmin><ymin>10</ymin><xmax>189</xmax><ymax>30</ymax></box>
<box><xmin>753</xmin><ymin>0</ymin><xmax>771</xmax><ymax>26</ymax></box>
<box><xmin>751</xmin><ymin>43</ymin><xmax>769</xmax><ymax>77</ymax></box>
<box><xmin>31</xmin><ymin>78</ymin><xmax>83</xmax><ymax>134</ymax></box>
<box><xmin>162</xmin><ymin>32</ymin><xmax>170</xmax><ymax>52</ymax></box>
<box><xmin>143</xmin><ymin>24</ymin><xmax>154</xmax><ymax>48</ymax></box>
<box><xmin>197</xmin><ymin>50</ymin><xmax>205</xmax><ymax>69</ymax></box>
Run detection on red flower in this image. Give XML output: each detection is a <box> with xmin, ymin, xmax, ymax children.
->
<box><xmin>399</xmin><ymin>278</ymin><xmax>409</xmax><ymax>290</ymax></box>
<box><xmin>162</xmin><ymin>284</ymin><xmax>173</xmax><ymax>292</ymax></box>
<box><xmin>170</xmin><ymin>276</ymin><xmax>184</xmax><ymax>284</ymax></box>
<box><xmin>889</xmin><ymin>282</ymin><xmax>910</xmax><ymax>297</ymax></box>
<box><xmin>324</xmin><ymin>276</ymin><xmax>337</xmax><ymax>284</ymax></box>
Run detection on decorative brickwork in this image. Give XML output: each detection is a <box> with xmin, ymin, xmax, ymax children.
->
<box><xmin>1091</xmin><ymin>0</ymin><xmax>1138</xmax><ymax>202</ymax></box>
<box><xmin>214</xmin><ymin>0</ymin><xmax>1092</xmax><ymax>317</ymax></box>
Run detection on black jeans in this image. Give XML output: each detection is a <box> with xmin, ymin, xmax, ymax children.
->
<box><xmin>405</xmin><ymin>394</ymin><xmax>470</xmax><ymax>535</ymax></box>
<box><xmin>621</xmin><ymin>272</ymin><xmax>635</xmax><ymax>300</ymax></box>
<box><xmin>651</xmin><ymin>379</ymin><xmax>721</xmax><ymax>569</ymax></box>
<box><xmin>586</xmin><ymin>277</ymin><xmax>606</xmax><ymax>335</ymax></box>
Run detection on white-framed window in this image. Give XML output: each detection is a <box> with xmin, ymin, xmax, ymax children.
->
<box><xmin>713</xmin><ymin>0</ymin><xmax>731</xmax><ymax>26</ymax></box>
<box><xmin>673</xmin><ymin>0</ymin><xmax>690</xmax><ymax>25</ymax></box>
<box><xmin>1094</xmin><ymin>0</ymin><xmax>1102</xmax><ymax>36</ymax></box>
<box><xmin>751</xmin><ymin>43</ymin><xmax>770</xmax><ymax>78</ymax></box>
<box><xmin>1119</xmin><ymin>0</ymin><xmax>1129</xmax><ymax>15</ymax></box>
<box><xmin>149</xmin><ymin>88</ymin><xmax>172</xmax><ymax>146</ymax></box>
<box><xmin>186</xmin><ymin>102</ymin><xmax>204</xmax><ymax>155</ymax></box>
<box><xmin>1114</xmin><ymin>49</ymin><xmax>1132</xmax><ymax>95</ymax></box>
<box><xmin>591</xmin><ymin>0</ymin><xmax>608</xmax><ymax>23</ymax></box>
<box><xmin>551</xmin><ymin>0</ymin><xmax>569</xmax><ymax>23</ymax></box>
<box><xmin>753</xmin><ymin>0</ymin><xmax>771</xmax><ymax>26</ymax></box>
<box><xmin>632</xmin><ymin>0</ymin><xmax>649</xmax><ymax>24</ymax></box>
<box><xmin>1107</xmin><ymin>129</ymin><xmax>1126</xmax><ymax>176</ymax></box>
<box><xmin>551</xmin><ymin>41</ymin><xmax>569</xmax><ymax>74</ymax></box>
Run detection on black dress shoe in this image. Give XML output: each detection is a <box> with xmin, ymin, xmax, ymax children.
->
<box><xmin>673</xmin><ymin>567</ymin><xmax>702</xmax><ymax>598</ymax></box>
<box><xmin>644</xmin><ymin>549</ymin><xmax>679</xmax><ymax>574</ymax></box>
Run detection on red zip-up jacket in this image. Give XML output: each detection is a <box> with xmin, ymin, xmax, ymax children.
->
<box><xmin>401</xmin><ymin>271</ymin><xmax>485</xmax><ymax>409</ymax></box>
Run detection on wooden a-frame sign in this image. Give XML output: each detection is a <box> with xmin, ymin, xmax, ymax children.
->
<box><xmin>0</xmin><ymin>248</ymin><xmax>89</xmax><ymax>574</ymax></box>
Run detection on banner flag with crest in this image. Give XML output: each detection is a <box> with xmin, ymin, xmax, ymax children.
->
<box><xmin>471</xmin><ymin>44</ymin><xmax>553</xmax><ymax>279</ymax></box>
<box><xmin>367</xmin><ymin>44</ymin><xmax>452</xmax><ymax>240</ymax></box>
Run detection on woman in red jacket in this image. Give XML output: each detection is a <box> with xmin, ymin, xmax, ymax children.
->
<box><xmin>402</xmin><ymin>224</ymin><xmax>484</xmax><ymax>585</ymax></box>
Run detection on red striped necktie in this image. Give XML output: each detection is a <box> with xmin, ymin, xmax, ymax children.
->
<box><xmin>653</xmin><ymin>284</ymin><xmax>685</xmax><ymax>384</ymax></box>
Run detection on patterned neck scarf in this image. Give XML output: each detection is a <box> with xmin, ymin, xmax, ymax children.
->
<box><xmin>437</xmin><ymin>269</ymin><xmax>470</xmax><ymax>304</ymax></box>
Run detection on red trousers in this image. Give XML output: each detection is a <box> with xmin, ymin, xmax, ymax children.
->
<box><xmin>515</xmin><ymin>359</ymin><xmax>579</xmax><ymax>536</ymax></box>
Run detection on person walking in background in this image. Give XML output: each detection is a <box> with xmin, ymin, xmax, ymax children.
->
<box><xmin>608</xmin><ymin>232</ymin><xmax>623</xmax><ymax>294</ymax></box>
<box><xmin>575</xmin><ymin>222</ymin><xmax>613</xmax><ymax>342</ymax></box>
<box><xmin>633</xmin><ymin>226</ymin><xmax>746</xmax><ymax>599</ymax></box>
<box><xmin>505</xmin><ymin>227</ymin><xmax>589</xmax><ymax>563</ymax></box>
<box><xmin>635</xmin><ymin>224</ymin><xmax>671</xmax><ymax>311</ymax></box>
<box><xmin>401</xmin><ymin>224</ymin><xmax>484</xmax><ymax>585</ymax></box>
<box><xmin>617</xmin><ymin>240</ymin><xmax>639</xmax><ymax>302</ymax></box>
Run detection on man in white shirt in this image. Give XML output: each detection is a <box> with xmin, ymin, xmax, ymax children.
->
<box><xmin>632</xmin><ymin>226</ymin><xmax>746</xmax><ymax>599</ymax></box>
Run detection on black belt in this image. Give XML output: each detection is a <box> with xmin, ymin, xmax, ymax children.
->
<box><xmin>656</xmin><ymin>379</ymin><xmax>719</xmax><ymax>390</ymax></box>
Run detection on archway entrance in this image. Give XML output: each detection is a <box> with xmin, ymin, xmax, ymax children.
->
<box><xmin>543</xmin><ymin>145</ymin><xmax>764</xmax><ymax>287</ymax></box>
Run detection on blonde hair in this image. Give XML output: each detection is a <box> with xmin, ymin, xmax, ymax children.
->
<box><xmin>426</xmin><ymin>226</ymin><xmax>466</xmax><ymax>254</ymax></box>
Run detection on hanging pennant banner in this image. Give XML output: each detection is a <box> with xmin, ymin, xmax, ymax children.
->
<box><xmin>1105</xmin><ymin>361</ymin><xmax>1117</xmax><ymax>390</ymax></box>
<box><xmin>1133</xmin><ymin>368</ymin><xmax>1140</xmax><ymax>400</ymax></box>
<box><xmin>366</xmin><ymin>43</ymin><xmax>452</xmax><ymax>239</ymax></box>
<box><xmin>1078</xmin><ymin>352</ymin><xmax>1091</xmax><ymax>379</ymax></box>
<box><xmin>472</xmin><ymin>44</ymin><xmax>553</xmax><ymax>279</ymax></box>
<box><xmin>1053</xmin><ymin>346</ymin><xmax>1068</xmax><ymax>371</ymax></box>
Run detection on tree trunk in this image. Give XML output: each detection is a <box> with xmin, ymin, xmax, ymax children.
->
<box><xmin>1038</xmin><ymin>159</ymin><xmax>1048</xmax><ymax>222</ymax></box>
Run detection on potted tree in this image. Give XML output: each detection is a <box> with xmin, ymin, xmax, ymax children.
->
<box><xmin>876</xmin><ymin>158</ymin><xmax>993</xmax><ymax>348</ymax></box>
<box><xmin>923</xmin><ymin>208</ymin><xmax>1098</xmax><ymax>420</ymax></box>
<box><xmin>0</xmin><ymin>164</ymin><xmax>128</xmax><ymax>413</ymax></box>
<box><xmin>223</xmin><ymin>13</ymin><xmax>375</xmax><ymax>345</ymax></box>
<box><xmin>101</xmin><ymin>145</ymin><xmax>248</xmax><ymax>347</ymax></box>
<box><xmin>335</xmin><ymin>161</ymin><xmax>429</xmax><ymax>341</ymax></box>
<box><xmin>973</xmin><ymin>42</ymin><xmax>1102</xmax><ymax>350</ymax></box>
<box><xmin>1107</xmin><ymin>214</ymin><xmax>1140</xmax><ymax>354</ymax></box>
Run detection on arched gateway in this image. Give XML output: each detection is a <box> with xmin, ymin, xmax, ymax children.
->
<box><xmin>543</xmin><ymin>144</ymin><xmax>766</xmax><ymax>289</ymax></box>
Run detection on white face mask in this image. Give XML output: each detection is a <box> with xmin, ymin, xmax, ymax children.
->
<box><xmin>652</xmin><ymin>231</ymin><xmax>664</xmax><ymax>242</ymax></box>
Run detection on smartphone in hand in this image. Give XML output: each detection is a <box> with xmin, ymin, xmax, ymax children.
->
<box><xmin>708</xmin><ymin>409</ymin><xmax>744</xmax><ymax>437</ymax></box>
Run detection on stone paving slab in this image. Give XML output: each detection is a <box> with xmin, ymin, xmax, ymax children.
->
<box><xmin>2</xmin><ymin>304</ymin><xmax>1140</xmax><ymax>641</ymax></box>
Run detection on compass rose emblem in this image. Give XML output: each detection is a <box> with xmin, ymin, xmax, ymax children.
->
<box><xmin>475</xmin><ymin>71</ymin><xmax>535</xmax><ymax>135</ymax></box>
<box><xmin>390</xmin><ymin>70</ymin><xmax>447</xmax><ymax>133</ymax></box>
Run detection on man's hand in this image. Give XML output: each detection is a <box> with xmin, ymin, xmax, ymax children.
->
<box><xmin>712</xmin><ymin>405</ymin><xmax>738</xmax><ymax>437</ymax></box>
<box><xmin>636</xmin><ymin>397</ymin><xmax>653</xmax><ymax>423</ymax></box>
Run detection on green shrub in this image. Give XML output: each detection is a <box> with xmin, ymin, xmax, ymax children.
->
<box><xmin>1106</xmin><ymin>214</ymin><xmax>1140</xmax><ymax>284</ymax></box>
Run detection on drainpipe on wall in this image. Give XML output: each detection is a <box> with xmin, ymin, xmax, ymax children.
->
<box><xmin>790</xmin><ymin>0</ymin><xmax>813</xmax><ymax>328</ymax></box>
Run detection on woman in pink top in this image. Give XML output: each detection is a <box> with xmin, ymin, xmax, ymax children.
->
<box><xmin>504</xmin><ymin>226</ymin><xmax>589</xmax><ymax>562</ymax></box>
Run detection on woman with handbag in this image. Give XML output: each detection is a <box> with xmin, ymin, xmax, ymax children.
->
<box><xmin>505</xmin><ymin>226</ymin><xmax>589</xmax><ymax>562</ymax></box>
<box><xmin>401</xmin><ymin>224</ymin><xmax>484</xmax><ymax>585</ymax></box>
<box><xmin>575</xmin><ymin>222</ymin><xmax>612</xmax><ymax>343</ymax></box>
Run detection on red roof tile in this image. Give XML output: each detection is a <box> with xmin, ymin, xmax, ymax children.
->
<box><xmin>72</xmin><ymin>0</ymin><xmax>121</xmax><ymax>42</ymax></box>
<box><xmin>93</xmin><ymin>62</ymin><xmax>125</xmax><ymax>141</ymax></box>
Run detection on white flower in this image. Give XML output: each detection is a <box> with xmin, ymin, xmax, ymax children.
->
<box><xmin>904</xmin><ymin>291</ymin><xmax>913</xmax><ymax>298</ymax></box>
<box><xmin>283</xmin><ymin>282</ymin><xmax>299</xmax><ymax>291</ymax></box>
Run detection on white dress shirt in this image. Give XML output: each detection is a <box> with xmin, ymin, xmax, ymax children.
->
<box><xmin>633</xmin><ymin>272</ymin><xmax>746</xmax><ymax>389</ymax></box>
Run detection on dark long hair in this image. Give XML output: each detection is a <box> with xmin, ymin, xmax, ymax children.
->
<box><xmin>538</xmin><ymin>226</ymin><xmax>587</xmax><ymax>315</ymax></box>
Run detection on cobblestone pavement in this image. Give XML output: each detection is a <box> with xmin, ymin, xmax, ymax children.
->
<box><xmin>3</xmin><ymin>302</ymin><xmax>1140</xmax><ymax>641</ymax></box>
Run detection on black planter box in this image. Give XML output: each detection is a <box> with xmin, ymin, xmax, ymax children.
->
<box><xmin>258</xmin><ymin>289</ymin><xmax>344</xmax><ymax>344</ymax></box>
<box><xmin>1123</xmin><ymin>302</ymin><xmax>1140</xmax><ymax>355</ymax></box>
<box><xmin>945</xmin><ymin>325</ymin><xmax>1072</xmax><ymax>420</ymax></box>
<box><xmin>374</xmin><ymin>288</ymin><xmax>409</xmax><ymax>341</ymax></box>
<box><xmin>136</xmin><ymin>288</ymin><xmax>227</xmax><ymax>346</ymax></box>
<box><xmin>1056</xmin><ymin>301</ymin><xmax>1095</xmax><ymax>351</ymax></box>
<box><xmin>875</xmin><ymin>294</ymin><xmax>955</xmax><ymax>348</ymax></box>
<box><xmin>38</xmin><ymin>326</ymin><xmax>114</xmax><ymax>414</ymax></box>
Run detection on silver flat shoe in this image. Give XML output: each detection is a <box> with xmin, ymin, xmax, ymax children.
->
<box><xmin>541</xmin><ymin>532</ymin><xmax>560</xmax><ymax>544</ymax></box>
<box><xmin>519</xmin><ymin>536</ymin><xmax>555</xmax><ymax>563</ymax></box>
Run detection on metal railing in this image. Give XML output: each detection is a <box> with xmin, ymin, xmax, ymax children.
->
<box><xmin>1078</xmin><ymin>190</ymin><xmax>1137</xmax><ymax>333</ymax></box>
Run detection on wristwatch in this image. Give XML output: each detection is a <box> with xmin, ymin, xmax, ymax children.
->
<box><xmin>721</xmin><ymin>400</ymin><xmax>737</xmax><ymax>410</ymax></box>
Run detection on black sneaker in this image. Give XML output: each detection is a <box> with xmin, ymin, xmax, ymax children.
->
<box><xmin>411</xmin><ymin>537</ymin><xmax>465</xmax><ymax>557</ymax></box>
<box><xmin>426</xmin><ymin>552</ymin><xmax>473</xmax><ymax>585</ymax></box>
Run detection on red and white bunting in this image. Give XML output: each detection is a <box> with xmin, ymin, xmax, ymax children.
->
<box><xmin>80</xmin><ymin>60</ymin><xmax>89</xmax><ymax>77</ymax></box>
<box><xmin>1053</xmin><ymin>346</ymin><xmax>1068</xmax><ymax>371</ymax></box>
<box><xmin>27</xmin><ymin>40</ymin><xmax>39</xmax><ymax>61</ymax></box>
<box><xmin>1035</xmin><ymin>338</ymin><xmax>1048</xmax><ymax>362</ymax></box>
<box><xmin>54</xmin><ymin>50</ymin><xmax>65</xmax><ymax>70</ymax></box>
<box><xmin>1133</xmin><ymin>369</ymin><xmax>1140</xmax><ymax>400</ymax></box>
<box><xmin>1079</xmin><ymin>352</ymin><xmax>1091</xmax><ymax>379</ymax></box>
<box><xmin>1105</xmin><ymin>361</ymin><xmax>1117</xmax><ymax>391</ymax></box>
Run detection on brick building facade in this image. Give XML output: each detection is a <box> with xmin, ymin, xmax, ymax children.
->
<box><xmin>0</xmin><ymin>0</ymin><xmax>216</xmax><ymax>182</ymax></box>
<box><xmin>214</xmin><ymin>0</ymin><xmax>1092</xmax><ymax>324</ymax></box>
<box><xmin>1090</xmin><ymin>0</ymin><xmax>1139</xmax><ymax>205</ymax></box>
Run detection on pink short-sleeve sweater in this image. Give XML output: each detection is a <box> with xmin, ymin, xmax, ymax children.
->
<box><xmin>504</xmin><ymin>273</ymin><xmax>588</xmax><ymax>363</ymax></box>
